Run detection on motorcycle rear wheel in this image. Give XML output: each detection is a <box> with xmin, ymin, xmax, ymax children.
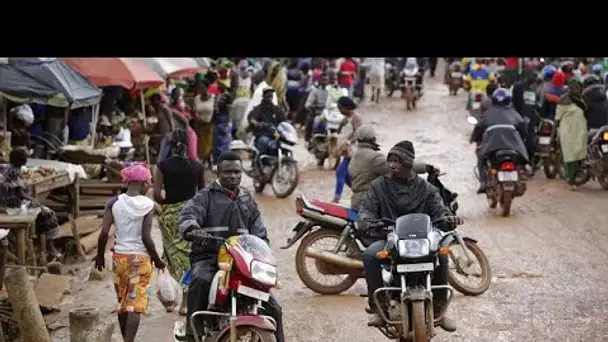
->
<box><xmin>217</xmin><ymin>327</ymin><xmax>276</xmax><ymax>342</ymax></box>
<box><xmin>447</xmin><ymin>239</ymin><xmax>492</xmax><ymax>296</ymax></box>
<box><xmin>411</xmin><ymin>301</ymin><xmax>428</xmax><ymax>342</ymax></box>
<box><xmin>542</xmin><ymin>162</ymin><xmax>558</xmax><ymax>179</ymax></box>
<box><xmin>568</xmin><ymin>168</ymin><xmax>591</xmax><ymax>186</ymax></box>
<box><xmin>295</xmin><ymin>228</ymin><xmax>358</xmax><ymax>295</ymax></box>
<box><xmin>500</xmin><ymin>190</ymin><xmax>513</xmax><ymax>217</ymax></box>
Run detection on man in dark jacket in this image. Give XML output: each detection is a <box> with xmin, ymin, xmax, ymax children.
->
<box><xmin>582</xmin><ymin>74</ymin><xmax>608</xmax><ymax>130</ymax></box>
<box><xmin>178</xmin><ymin>151</ymin><xmax>284</xmax><ymax>342</ymax></box>
<box><xmin>348</xmin><ymin>125</ymin><xmax>435</xmax><ymax>211</ymax></box>
<box><xmin>248</xmin><ymin>87</ymin><xmax>287</xmax><ymax>158</ymax></box>
<box><xmin>358</xmin><ymin>140</ymin><xmax>460</xmax><ymax>332</ymax></box>
<box><xmin>512</xmin><ymin>68</ymin><xmax>539</xmax><ymax>166</ymax></box>
<box><xmin>471</xmin><ymin>88</ymin><xmax>529</xmax><ymax>194</ymax></box>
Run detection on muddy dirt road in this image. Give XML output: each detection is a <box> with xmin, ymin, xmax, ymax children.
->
<box><xmin>55</xmin><ymin>68</ymin><xmax>608</xmax><ymax>341</ymax></box>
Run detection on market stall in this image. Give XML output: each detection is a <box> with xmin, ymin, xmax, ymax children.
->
<box><xmin>135</xmin><ymin>58</ymin><xmax>200</xmax><ymax>79</ymax></box>
<box><xmin>0</xmin><ymin>58</ymin><xmax>102</xmax><ymax>145</ymax></box>
<box><xmin>0</xmin><ymin>160</ymin><xmax>88</xmax><ymax>266</ymax></box>
<box><xmin>61</xmin><ymin>58</ymin><xmax>165</xmax><ymax>162</ymax></box>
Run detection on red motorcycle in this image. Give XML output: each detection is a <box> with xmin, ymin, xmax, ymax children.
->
<box><xmin>179</xmin><ymin>234</ymin><xmax>279</xmax><ymax>342</ymax></box>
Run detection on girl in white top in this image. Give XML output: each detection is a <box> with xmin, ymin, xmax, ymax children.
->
<box><xmin>94</xmin><ymin>164</ymin><xmax>164</xmax><ymax>342</ymax></box>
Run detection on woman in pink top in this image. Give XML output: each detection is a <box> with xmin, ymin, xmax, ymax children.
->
<box><xmin>95</xmin><ymin>164</ymin><xmax>164</xmax><ymax>342</ymax></box>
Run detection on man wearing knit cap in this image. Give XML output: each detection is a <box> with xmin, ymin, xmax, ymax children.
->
<box><xmin>358</xmin><ymin>140</ymin><xmax>461</xmax><ymax>332</ymax></box>
<box><xmin>348</xmin><ymin>126</ymin><xmax>439</xmax><ymax>211</ymax></box>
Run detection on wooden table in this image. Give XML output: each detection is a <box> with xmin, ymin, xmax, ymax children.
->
<box><xmin>29</xmin><ymin>171</ymin><xmax>71</xmax><ymax>197</ymax></box>
<box><xmin>0</xmin><ymin>213</ymin><xmax>36</xmax><ymax>265</ymax></box>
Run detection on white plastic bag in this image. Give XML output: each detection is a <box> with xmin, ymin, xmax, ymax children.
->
<box><xmin>11</xmin><ymin>104</ymin><xmax>34</xmax><ymax>126</ymax></box>
<box><xmin>156</xmin><ymin>270</ymin><xmax>180</xmax><ymax>309</ymax></box>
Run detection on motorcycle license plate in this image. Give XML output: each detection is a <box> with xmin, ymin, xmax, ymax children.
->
<box><xmin>326</xmin><ymin>122</ymin><xmax>340</xmax><ymax>130</ymax></box>
<box><xmin>472</xmin><ymin>102</ymin><xmax>481</xmax><ymax>110</ymax></box>
<box><xmin>498</xmin><ymin>171</ymin><xmax>518</xmax><ymax>182</ymax></box>
<box><xmin>601</xmin><ymin>144</ymin><xmax>608</xmax><ymax>153</ymax></box>
<box><xmin>237</xmin><ymin>284</ymin><xmax>270</xmax><ymax>302</ymax></box>
<box><xmin>405</xmin><ymin>77</ymin><xmax>416</xmax><ymax>82</ymax></box>
<box><xmin>451</xmin><ymin>72</ymin><xmax>462</xmax><ymax>78</ymax></box>
<box><xmin>538</xmin><ymin>136</ymin><xmax>551</xmax><ymax>145</ymax></box>
<box><xmin>397</xmin><ymin>262</ymin><xmax>435</xmax><ymax>273</ymax></box>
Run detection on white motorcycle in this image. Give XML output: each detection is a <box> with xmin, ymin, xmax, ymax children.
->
<box><xmin>230</xmin><ymin>122</ymin><xmax>300</xmax><ymax>198</ymax></box>
<box><xmin>402</xmin><ymin>65</ymin><xmax>423</xmax><ymax>110</ymax></box>
<box><xmin>310</xmin><ymin>103</ymin><xmax>344</xmax><ymax>169</ymax></box>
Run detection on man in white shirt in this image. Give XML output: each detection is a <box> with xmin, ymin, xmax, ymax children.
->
<box><xmin>368</xmin><ymin>58</ymin><xmax>385</xmax><ymax>104</ymax></box>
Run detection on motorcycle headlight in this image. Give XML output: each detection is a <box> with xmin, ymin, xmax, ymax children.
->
<box><xmin>251</xmin><ymin>260</ymin><xmax>278</xmax><ymax>286</ymax></box>
<box><xmin>398</xmin><ymin>239</ymin><xmax>430</xmax><ymax>258</ymax></box>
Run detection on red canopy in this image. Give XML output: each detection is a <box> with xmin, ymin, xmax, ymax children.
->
<box><xmin>61</xmin><ymin>58</ymin><xmax>164</xmax><ymax>90</ymax></box>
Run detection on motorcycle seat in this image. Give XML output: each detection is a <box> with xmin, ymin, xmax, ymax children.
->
<box><xmin>309</xmin><ymin>200</ymin><xmax>352</xmax><ymax>220</ymax></box>
<box><xmin>493</xmin><ymin>149</ymin><xmax>519</xmax><ymax>159</ymax></box>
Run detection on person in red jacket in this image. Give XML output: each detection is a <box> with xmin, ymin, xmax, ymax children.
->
<box><xmin>504</xmin><ymin>57</ymin><xmax>520</xmax><ymax>88</ymax></box>
<box><xmin>339</xmin><ymin>57</ymin><xmax>357</xmax><ymax>98</ymax></box>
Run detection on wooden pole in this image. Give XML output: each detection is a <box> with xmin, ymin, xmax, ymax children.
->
<box><xmin>4</xmin><ymin>267</ymin><xmax>51</xmax><ymax>342</ymax></box>
<box><xmin>69</xmin><ymin>307</ymin><xmax>99</xmax><ymax>342</ymax></box>
<box><xmin>0</xmin><ymin>238</ymin><xmax>7</xmax><ymax>290</ymax></box>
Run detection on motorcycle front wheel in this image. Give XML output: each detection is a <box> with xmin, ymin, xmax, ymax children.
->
<box><xmin>447</xmin><ymin>239</ymin><xmax>492</xmax><ymax>296</ymax></box>
<box><xmin>271</xmin><ymin>159</ymin><xmax>299</xmax><ymax>198</ymax></box>
<box><xmin>217</xmin><ymin>327</ymin><xmax>276</xmax><ymax>342</ymax></box>
<box><xmin>411</xmin><ymin>301</ymin><xmax>428</xmax><ymax>342</ymax></box>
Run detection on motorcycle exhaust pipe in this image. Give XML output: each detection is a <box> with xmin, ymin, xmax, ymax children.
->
<box><xmin>305</xmin><ymin>247</ymin><xmax>364</xmax><ymax>269</ymax></box>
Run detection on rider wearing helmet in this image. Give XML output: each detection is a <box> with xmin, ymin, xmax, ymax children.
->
<box><xmin>537</xmin><ymin>65</ymin><xmax>557</xmax><ymax>108</ymax></box>
<box><xmin>470</xmin><ymin>88</ymin><xmax>529</xmax><ymax>193</ymax></box>
<box><xmin>582</xmin><ymin>74</ymin><xmax>608</xmax><ymax>130</ymax></box>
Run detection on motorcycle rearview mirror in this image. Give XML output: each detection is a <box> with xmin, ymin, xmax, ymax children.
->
<box><xmin>467</xmin><ymin>116</ymin><xmax>478</xmax><ymax>125</ymax></box>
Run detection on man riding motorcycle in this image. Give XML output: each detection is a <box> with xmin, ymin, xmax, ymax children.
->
<box><xmin>512</xmin><ymin>68</ymin><xmax>540</xmax><ymax>167</ymax></box>
<box><xmin>470</xmin><ymin>88</ymin><xmax>529</xmax><ymax>194</ymax></box>
<box><xmin>404</xmin><ymin>58</ymin><xmax>424</xmax><ymax>95</ymax></box>
<box><xmin>178</xmin><ymin>151</ymin><xmax>284</xmax><ymax>342</ymax></box>
<box><xmin>306</xmin><ymin>73</ymin><xmax>330</xmax><ymax>139</ymax></box>
<box><xmin>247</xmin><ymin>87</ymin><xmax>287</xmax><ymax>173</ymax></box>
<box><xmin>581</xmin><ymin>74</ymin><xmax>608</xmax><ymax>131</ymax></box>
<box><xmin>358</xmin><ymin>140</ymin><xmax>460</xmax><ymax>332</ymax></box>
<box><xmin>348</xmin><ymin>125</ymin><xmax>437</xmax><ymax>211</ymax></box>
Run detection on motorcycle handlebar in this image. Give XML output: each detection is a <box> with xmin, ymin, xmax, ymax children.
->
<box><xmin>364</xmin><ymin>216</ymin><xmax>463</xmax><ymax>230</ymax></box>
<box><xmin>185</xmin><ymin>230</ymin><xmax>227</xmax><ymax>243</ymax></box>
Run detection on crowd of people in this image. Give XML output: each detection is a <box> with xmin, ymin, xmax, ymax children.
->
<box><xmin>466</xmin><ymin>57</ymin><xmax>608</xmax><ymax>190</ymax></box>
<box><xmin>84</xmin><ymin>57</ymin><xmax>608</xmax><ymax>342</ymax></box>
